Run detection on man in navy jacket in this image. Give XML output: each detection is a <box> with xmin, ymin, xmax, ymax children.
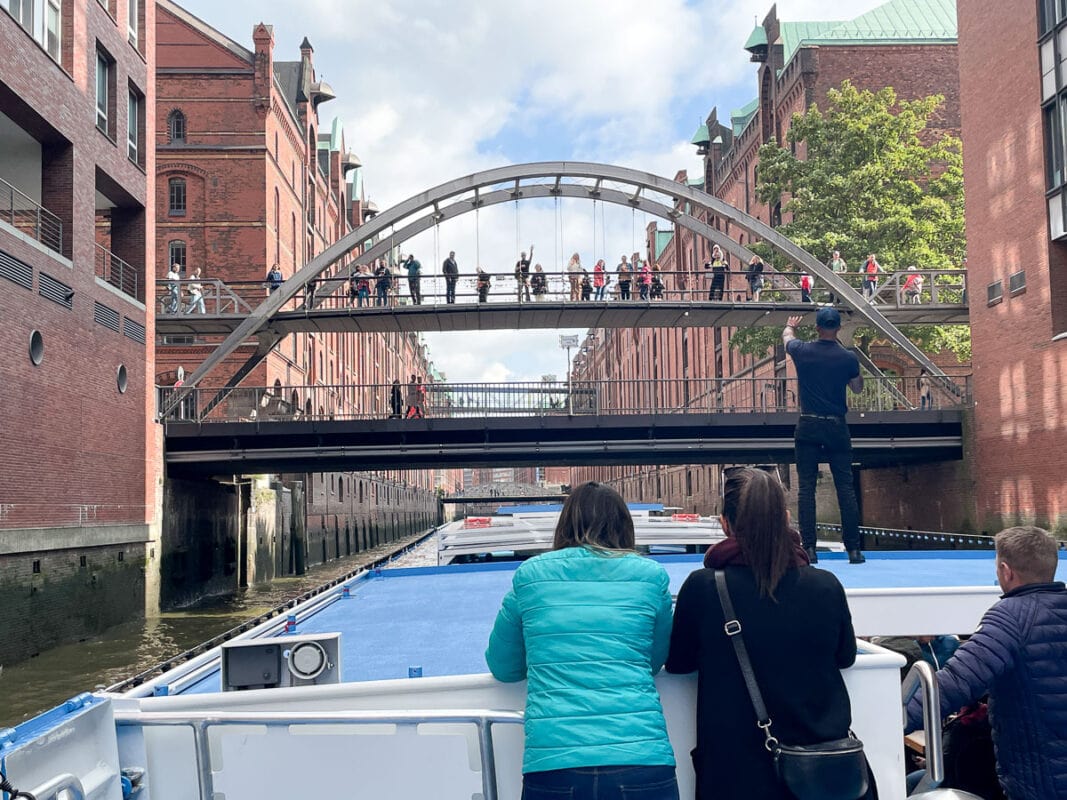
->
<box><xmin>906</xmin><ymin>526</ymin><xmax>1067</xmax><ymax>799</ymax></box>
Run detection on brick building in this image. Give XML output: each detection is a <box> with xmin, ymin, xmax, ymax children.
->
<box><xmin>0</xmin><ymin>0</ymin><xmax>158</xmax><ymax>664</ymax></box>
<box><xmin>153</xmin><ymin>2</ymin><xmax>448</xmax><ymax>597</ymax></box>
<box><xmin>955</xmin><ymin>0</ymin><xmax>1067</xmax><ymax>533</ymax></box>
<box><xmin>571</xmin><ymin>0</ymin><xmax>969</xmax><ymax>526</ymax></box>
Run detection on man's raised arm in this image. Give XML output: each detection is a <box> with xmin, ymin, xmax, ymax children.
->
<box><xmin>783</xmin><ymin>315</ymin><xmax>803</xmax><ymax>347</ymax></box>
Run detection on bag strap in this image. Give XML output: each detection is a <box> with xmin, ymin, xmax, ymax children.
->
<box><xmin>713</xmin><ymin>569</ymin><xmax>780</xmax><ymax>753</ymax></box>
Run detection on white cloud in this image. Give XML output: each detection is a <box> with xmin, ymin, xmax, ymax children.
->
<box><xmin>178</xmin><ymin>0</ymin><xmax>894</xmax><ymax>382</ymax></box>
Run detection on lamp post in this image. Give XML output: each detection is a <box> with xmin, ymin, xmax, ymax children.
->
<box><xmin>560</xmin><ymin>334</ymin><xmax>579</xmax><ymax>415</ymax></box>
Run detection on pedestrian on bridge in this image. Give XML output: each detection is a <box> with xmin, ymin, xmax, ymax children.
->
<box><xmin>566</xmin><ymin>253</ymin><xmax>583</xmax><ymax>301</ymax></box>
<box><xmin>617</xmin><ymin>256</ymin><xmax>632</xmax><ymax>301</ymax></box>
<box><xmin>405</xmin><ymin>375</ymin><xmax>422</xmax><ymax>419</ymax></box>
<box><xmin>639</xmin><ymin>260</ymin><xmax>652</xmax><ymax>301</ymax></box>
<box><xmin>404</xmin><ymin>254</ymin><xmax>422</xmax><ymax>305</ymax></box>
<box><xmin>783</xmin><ymin>308</ymin><xmax>865</xmax><ymax>564</ymax></box>
<box><xmin>443</xmin><ymin>250</ymin><xmax>459</xmax><ymax>304</ymax></box>
<box><xmin>374</xmin><ymin>259</ymin><xmax>392</xmax><ymax>306</ymax></box>
<box><xmin>593</xmin><ymin>259</ymin><xmax>606</xmax><ymax>300</ymax></box>
<box><xmin>185</xmin><ymin>267</ymin><xmax>205</xmax><ymax>314</ymax></box>
<box><xmin>476</xmin><ymin>267</ymin><xmax>492</xmax><ymax>302</ymax></box>
<box><xmin>746</xmin><ymin>255</ymin><xmax>765</xmax><ymax>302</ymax></box>
<box><xmin>862</xmin><ymin>254</ymin><xmax>882</xmax><ymax>301</ymax></box>
<box><xmin>515</xmin><ymin>245</ymin><xmax>533</xmax><ymax>302</ymax></box>
<box><xmin>165</xmin><ymin>263</ymin><xmax>182</xmax><ymax>313</ymax></box>
<box><xmin>266</xmin><ymin>264</ymin><xmax>283</xmax><ymax>294</ymax></box>
<box><xmin>707</xmin><ymin>245</ymin><xmax>727</xmax><ymax>300</ymax></box>
<box><xmin>389</xmin><ymin>379</ymin><xmax>403</xmax><ymax>419</ymax></box>
<box><xmin>531</xmin><ymin>264</ymin><xmax>547</xmax><ymax>301</ymax></box>
<box><xmin>828</xmin><ymin>249</ymin><xmax>847</xmax><ymax>304</ymax></box>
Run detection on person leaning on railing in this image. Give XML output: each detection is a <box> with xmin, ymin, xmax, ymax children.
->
<box><xmin>486</xmin><ymin>482</ymin><xmax>679</xmax><ymax>798</ymax></box>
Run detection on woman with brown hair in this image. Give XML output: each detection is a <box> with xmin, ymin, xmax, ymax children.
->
<box><xmin>486</xmin><ymin>481</ymin><xmax>678</xmax><ymax>799</ymax></box>
<box><xmin>667</xmin><ymin>468</ymin><xmax>866</xmax><ymax>800</ymax></box>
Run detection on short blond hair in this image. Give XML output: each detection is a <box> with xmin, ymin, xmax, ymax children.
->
<box><xmin>995</xmin><ymin>526</ymin><xmax>1059</xmax><ymax>583</ymax></box>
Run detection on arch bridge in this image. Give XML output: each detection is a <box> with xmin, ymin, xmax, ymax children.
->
<box><xmin>165</xmin><ymin>162</ymin><xmax>967</xmax><ymax>417</ymax></box>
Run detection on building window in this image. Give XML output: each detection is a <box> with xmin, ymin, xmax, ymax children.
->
<box><xmin>168</xmin><ymin>240</ymin><xmax>187</xmax><ymax>272</ymax></box>
<box><xmin>127</xmin><ymin>89</ymin><xmax>140</xmax><ymax>164</ymax></box>
<box><xmin>45</xmin><ymin>0</ymin><xmax>60</xmax><ymax>60</ymax></box>
<box><xmin>167</xmin><ymin>110</ymin><xmax>186</xmax><ymax>144</ymax></box>
<box><xmin>168</xmin><ymin>177</ymin><xmax>186</xmax><ymax>216</ymax></box>
<box><xmin>96</xmin><ymin>49</ymin><xmax>111</xmax><ymax>133</ymax></box>
<box><xmin>5</xmin><ymin>0</ymin><xmax>61</xmax><ymax>62</ymax></box>
<box><xmin>1040</xmin><ymin>9</ymin><xmax>1067</xmax><ymax>240</ymax></box>
<box><xmin>127</xmin><ymin>0</ymin><xmax>138</xmax><ymax>47</ymax></box>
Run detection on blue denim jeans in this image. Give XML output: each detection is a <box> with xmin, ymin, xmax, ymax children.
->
<box><xmin>522</xmin><ymin>765</ymin><xmax>679</xmax><ymax>800</ymax></box>
<box><xmin>795</xmin><ymin>415</ymin><xmax>862</xmax><ymax>551</ymax></box>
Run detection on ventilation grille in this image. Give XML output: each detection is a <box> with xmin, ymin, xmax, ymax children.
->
<box><xmin>1009</xmin><ymin>270</ymin><xmax>1027</xmax><ymax>294</ymax></box>
<box><xmin>0</xmin><ymin>249</ymin><xmax>33</xmax><ymax>290</ymax></box>
<box><xmin>94</xmin><ymin>301</ymin><xmax>121</xmax><ymax>332</ymax></box>
<box><xmin>39</xmin><ymin>272</ymin><xmax>73</xmax><ymax>309</ymax></box>
<box><xmin>987</xmin><ymin>280</ymin><xmax>1003</xmax><ymax>306</ymax></box>
<box><xmin>123</xmin><ymin>317</ymin><xmax>146</xmax><ymax>345</ymax></box>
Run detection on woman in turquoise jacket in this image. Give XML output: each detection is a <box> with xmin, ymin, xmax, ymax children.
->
<box><xmin>485</xmin><ymin>482</ymin><xmax>678</xmax><ymax>799</ymax></box>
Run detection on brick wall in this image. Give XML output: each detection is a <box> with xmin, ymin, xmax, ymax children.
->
<box><xmin>958</xmin><ymin>0</ymin><xmax>1067</xmax><ymax>534</ymax></box>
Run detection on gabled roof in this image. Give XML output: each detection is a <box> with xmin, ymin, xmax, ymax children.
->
<box><xmin>743</xmin><ymin>24</ymin><xmax>768</xmax><ymax>51</ymax></box>
<box><xmin>273</xmin><ymin>62</ymin><xmax>303</xmax><ymax>123</ymax></box>
<box><xmin>691</xmin><ymin>123</ymin><xmax>711</xmax><ymax>146</ymax></box>
<box><xmin>159</xmin><ymin>0</ymin><xmax>253</xmax><ymax>64</ymax></box>
<box><xmin>779</xmin><ymin>21</ymin><xmax>839</xmax><ymax>65</ymax></box>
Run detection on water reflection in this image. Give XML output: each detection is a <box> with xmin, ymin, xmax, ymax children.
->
<box><xmin>0</xmin><ymin>533</ymin><xmax>434</xmax><ymax>727</ymax></box>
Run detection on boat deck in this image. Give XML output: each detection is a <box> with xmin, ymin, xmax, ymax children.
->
<box><xmin>172</xmin><ymin>550</ymin><xmax>1067</xmax><ymax>696</ymax></box>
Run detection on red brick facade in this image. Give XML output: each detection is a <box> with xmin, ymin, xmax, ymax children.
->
<box><xmin>153</xmin><ymin>3</ymin><xmax>450</xmax><ymax>559</ymax></box>
<box><xmin>0</xmin><ymin>0</ymin><xmax>158</xmax><ymax>663</ymax></box>
<box><xmin>573</xmin><ymin>6</ymin><xmax>969</xmax><ymax>530</ymax></box>
<box><xmin>958</xmin><ymin>0</ymin><xmax>1067</xmax><ymax>534</ymax></box>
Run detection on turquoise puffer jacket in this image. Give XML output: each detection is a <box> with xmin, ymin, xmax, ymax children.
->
<box><xmin>485</xmin><ymin>547</ymin><xmax>675</xmax><ymax>774</ymax></box>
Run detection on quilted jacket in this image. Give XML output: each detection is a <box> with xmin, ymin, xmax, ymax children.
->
<box><xmin>907</xmin><ymin>582</ymin><xmax>1067</xmax><ymax>799</ymax></box>
<box><xmin>485</xmin><ymin>546</ymin><xmax>675</xmax><ymax>774</ymax></box>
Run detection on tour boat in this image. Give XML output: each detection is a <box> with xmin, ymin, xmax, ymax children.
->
<box><xmin>2</xmin><ymin>521</ymin><xmax>1060</xmax><ymax>800</ymax></box>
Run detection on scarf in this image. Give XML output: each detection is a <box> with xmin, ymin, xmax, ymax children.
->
<box><xmin>704</xmin><ymin>528</ymin><xmax>811</xmax><ymax>569</ymax></box>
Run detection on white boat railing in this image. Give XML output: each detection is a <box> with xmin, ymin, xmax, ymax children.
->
<box><xmin>113</xmin><ymin>709</ymin><xmax>523</xmax><ymax>800</ymax></box>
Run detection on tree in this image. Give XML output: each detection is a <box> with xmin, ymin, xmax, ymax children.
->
<box><xmin>730</xmin><ymin>81</ymin><xmax>968</xmax><ymax>360</ymax></box>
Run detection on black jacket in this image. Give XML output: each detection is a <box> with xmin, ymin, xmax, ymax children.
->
<box><xmin>667</xmin><ymin>565</ymin><xmax>857</xmax><ymax>800</ymax></box>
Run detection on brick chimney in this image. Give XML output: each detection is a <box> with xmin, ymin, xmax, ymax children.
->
<box><xmin>252</xmin><ymin>23</ymin><xmax>274</xmax><ymax>113</ymax></box>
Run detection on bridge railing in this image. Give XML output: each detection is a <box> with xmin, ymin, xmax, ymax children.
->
<box><xmin>153</xmin><ymin>267</ymin><xmax>969</xmax><ymax>314</ymax></box>
<box><xmin>158</xmin><ymin>375</ymin><xmax>972</xmax><ymax>423</ymax></box>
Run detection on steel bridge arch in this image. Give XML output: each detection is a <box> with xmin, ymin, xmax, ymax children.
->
<box><xmin>176</xmin><ymin>162</ymin><xmax>949</xmax><ymax>412</ymax></box>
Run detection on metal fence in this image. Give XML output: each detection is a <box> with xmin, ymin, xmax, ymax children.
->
<box><xmin>0</xmin><ymin>176</ymin><xmax>63</xmax><ymax>254</ymax></box>
<box><xmin>96</xmin><ymin>243</ymin><xmax>140</xmax><ymax>300</ymax></box>
<box><xmin>159</xmin><ymin>375</ymin><xmax>972</xmax><ymax>423</ymax></box>
<box><xmin>154</xmin><ymin>267</ymin><xmax>969</xmax><ymax>314</ymax></box>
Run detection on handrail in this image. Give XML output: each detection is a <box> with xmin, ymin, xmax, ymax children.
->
<box><xmin>902</xmin><ymin>661</ymin><xmax>944</xmax><ymax>795</ymax></box>
<box><xmin>113</xmin><ymin>709</ymin><xmax>524</xmax><ymax>800</ymax></box>
<box><xmin>154</xmin><ymin>268</ymin><xmax>969</xmax><ymax>312</ymax></box>
<box><xmin>156</xmin><ymin>375</ymin><xmax>970</xmax><ymax>423</ymax></box>
<box><xmin>0</xmin><ymin>176</ymin><xmax>63</xmax><ymax>254</ymax></box>
<box><xmin>95</xmin><ymin>243</ymin><xmax>140</xmax><ymax>301</ymax></box>
<box><xmin>27</xmin><ymin>772</ymin><xmax>86</xmax><ymax>800</ymax></box>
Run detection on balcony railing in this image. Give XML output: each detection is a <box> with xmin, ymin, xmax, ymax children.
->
<box><xmin>96</xmin><ymin>243</ymin><xmax>140</xmax><ymax>301</ymax></box>
<box><xmin>0</xmin><ymin>176</ymin><xmax>63</xmax><ymax>253</ymax></box>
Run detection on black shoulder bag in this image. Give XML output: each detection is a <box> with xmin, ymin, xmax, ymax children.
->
<box><xmin>713</xmin><ymin>570</ymin><xmax>869</xmax><ymax>800</ymax></box>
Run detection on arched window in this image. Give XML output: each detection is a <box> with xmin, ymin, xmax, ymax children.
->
<box><xmin>168</xmin><ymin>177</ymin><xmax>186</xmax><ymax>216</ymax></box>
<box><xmin>167</xmin><ymin>110</ymin><xmax>186</xmax><ymax>144</ymax></box>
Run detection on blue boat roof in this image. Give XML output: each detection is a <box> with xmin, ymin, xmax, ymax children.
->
<box><xmin>496</xmin><ymin>502</ymin><xmax>664</xmax><ymax>514</ymax></box>
<box><xmin>172</xmin><ymin>550</ymin><xmax>1067</xmax><ymax>696</ymax></box>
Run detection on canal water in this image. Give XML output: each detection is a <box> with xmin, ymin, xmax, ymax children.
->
<box><xmin>0</xmin><ymin>533</ymin><xmax>438</xmax><ymax>729</ymax></box>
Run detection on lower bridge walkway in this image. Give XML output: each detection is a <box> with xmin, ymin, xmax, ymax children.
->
<box><xmin>160</xmin><ymin>377</ymin><xmax>969</xmax><ymax>476</ymax></box>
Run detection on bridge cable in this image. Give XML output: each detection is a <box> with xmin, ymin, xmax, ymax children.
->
<box><xmin>592</xmin><ymin>197</ymin><xmax>598</xmax><ymax>264</ymax></box>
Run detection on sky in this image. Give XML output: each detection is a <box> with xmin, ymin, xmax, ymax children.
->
<box><xmin>176</xmin><ymin>0</ymin><xmax>887</xmax><ymax>381</ymax></box>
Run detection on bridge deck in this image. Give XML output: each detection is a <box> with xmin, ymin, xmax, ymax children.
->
<box><xmin>156</xmin><ymin>300</ymin><xmax>968</xmax><ymax>337</ymax></box>
<box><xmin>164</xmin><ymin>410</ymin><xmax>964</xmax><ymax>476</ymax></box>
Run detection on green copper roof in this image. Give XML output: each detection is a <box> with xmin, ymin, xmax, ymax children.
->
<box><xmin>330</xmin><ymin>117</ymin><xmax>344</xmax><ymax>151</ymax></box>
<box><xmin>686</xmin><ymin>177</ymin><xmax>704</xmax><ymax>189</ymax></box>
<box><xmin>779</xmin><ymin>0</ymin><xmax>956</xmax><ymax>66</ymax></box>
<box><xmin>691</xmin><ymin>123</ymin><xmax>711</xmax><ymax>146</ymax></box>
<box><xmin>654</xmin><ymin>230</ymin><xmax>673</xmax><ymax>260</ymax></box>
<box><xmin>731</xmin><ymin>97</ymin><xmax>759</xmax><ymax>137</ymax></box>
<box><xmin>780</xmin><ymin>21</ymin><xmax>839</xmax><ymax>65</ymax></box>
<box><xmin>743</xmin><ymin>23</ymin><xmax>768</xmax><ymax>51</ymax></box>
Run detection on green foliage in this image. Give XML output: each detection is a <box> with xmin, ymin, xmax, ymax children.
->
<box><xmin>731</xmin><ymin>81</ymin><xmax>968</xmax><ymax>360</ymax></box>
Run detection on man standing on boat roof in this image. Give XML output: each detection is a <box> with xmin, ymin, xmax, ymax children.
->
<box><xmin>906</xmin><ymin>526</ymin><xmax>1067</xmax><ymax>800</ymax></box>
<box><xmin>783</xmin><ymin>307</ymin><xmax>865</xmax><ymax>564</ymax></box>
